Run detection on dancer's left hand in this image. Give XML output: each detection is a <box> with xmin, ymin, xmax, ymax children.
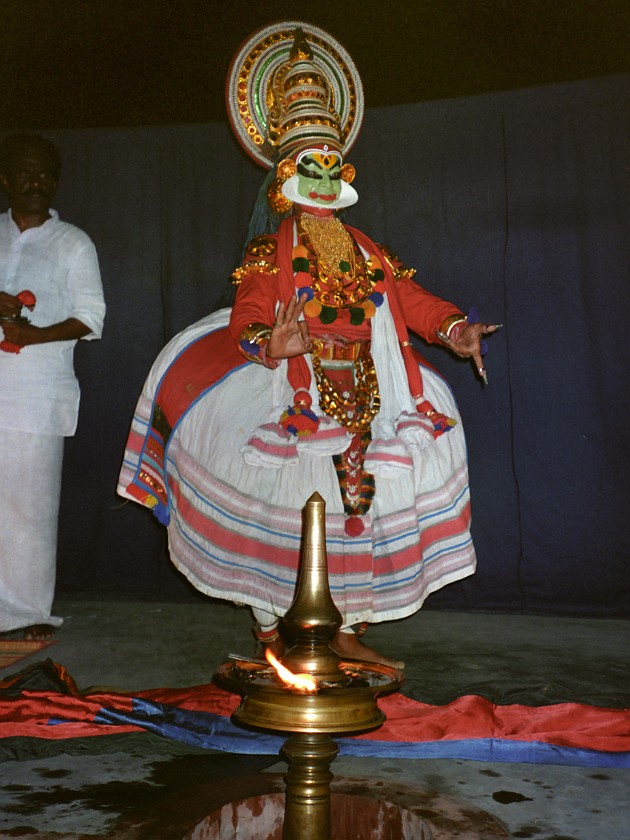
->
<box><xmin>446</xmin><ymin>322</ymin><xmax>502</xmax><ymax>384</ymax></box>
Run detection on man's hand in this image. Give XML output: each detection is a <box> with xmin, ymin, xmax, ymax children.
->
<box><xmin>0</xmin><ymin>319</ymin><xmax>41</xmax><ymax>348</ymax></box>
<box><xmin>1</xmin><ymin>317</ymin><xmax>91</xmax><ymax>350</ymax></box>
<box><xmin>267</xmin><ymin>293</ymin><xmax>312</xmax><ymax>359</ymax></box>
<box><xmin>0</xmin><ymin>291</ymin><xmax>23</xmax><ymax>319</ymax></box>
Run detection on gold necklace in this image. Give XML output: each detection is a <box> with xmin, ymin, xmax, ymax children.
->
<box><xmin>298</xmin><ymin>216</ymin><xmax>374</xmax><ymax>310</ymax></box>
<box><xmin>299</xmin><ymin>215</ymin><xmax>355</xmax><ymax>276</ymax></box>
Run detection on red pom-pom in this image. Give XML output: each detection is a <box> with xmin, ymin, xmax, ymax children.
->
<box><xmin>280</xmin><ymin>404</ymin><xmax>319</xmax><ymax>437</ymax></box>
<box><xmin>0</xmin><ymin>340</ymin><xmax>22</xmax><ymax>354</ymax></box>
<box><xmin>344</xmin><ymin>516</ymin><xmax>365</xmax><ymax>537</ymax></box>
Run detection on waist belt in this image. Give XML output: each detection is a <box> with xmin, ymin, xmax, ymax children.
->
<box><xmin>311</xmin><ymin>337</ymin><xmax>371</xmax><ymax>363</ymax></box>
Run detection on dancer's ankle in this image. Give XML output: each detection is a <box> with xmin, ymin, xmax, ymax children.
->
<box><xmin>253</xmin><ymin>624</ymin><xmax>285</xmax><ymax>659</ymax></box>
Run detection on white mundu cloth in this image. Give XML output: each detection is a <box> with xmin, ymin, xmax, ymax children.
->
<box><xmin>0</xmin><ymin>208</ymin><xmax>105</xmax><ymax>632</ymax></box>
<box><xmin>0</xmin><ymin>429</ymin><xmax>64</xmax><ymax>631</ymax></box>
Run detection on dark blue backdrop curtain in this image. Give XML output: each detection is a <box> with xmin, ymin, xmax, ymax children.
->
<box><xmin>4</xmin><ymin>75</ymin><xmax>626</xmax><ymax>615</ymax></box>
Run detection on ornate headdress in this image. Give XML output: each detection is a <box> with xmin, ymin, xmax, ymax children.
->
<box><xmin>226</xmin><ymin>21</ymin><xmax>364</xmax><ymax>169</ymax></box>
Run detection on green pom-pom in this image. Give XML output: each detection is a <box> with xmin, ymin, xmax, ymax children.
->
<box><xmin>292</xmin><ymin>256</ymin><xmax>310</xmax><ymax>272</ymax></box>
<box><xmin>320</xmin><ymin>306</ymin><xmax>337</xmax><ymax>324</ymax></box>
<box><xmin>339</xmin><ymin>260</ymin><xmax>351</xmax><ymax>273</ymax></box>
<box><xmin>350</xmin><ymin>307</ymin><xmax>365</xmax><ymax>326</ymax></box>
<box><xmin>371</xmin><ymin>268</ymin><xmax>384</xmax><ymax>282</ymax></box>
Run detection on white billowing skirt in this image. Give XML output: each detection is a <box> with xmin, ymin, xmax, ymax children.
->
<box><xmin>119</xmin><ymin>310</ymin><xmax>476</xmax><ymax>627</ymax></box>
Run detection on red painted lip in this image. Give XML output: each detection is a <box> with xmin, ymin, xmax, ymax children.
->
<box><xmin>308</xmin><ymin>192</ymin><xmax>336</xmax><ymax>202</ymax></box>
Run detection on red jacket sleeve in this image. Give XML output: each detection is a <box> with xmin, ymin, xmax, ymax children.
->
<box><xmin>228</xmin><ymin>272</ymin><xmax>279</xmax><ymax>343</ymax></box>
<box><xmin>395</xmin><ymin>276</ymin><xmax>464</xmax><ymax>344</ymax></box>
<box><xmin>228</xmin><ymin>234</ymin><xmax>281</xmax><ymax>347</ymax></box>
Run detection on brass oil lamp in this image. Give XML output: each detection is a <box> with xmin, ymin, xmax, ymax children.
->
<box><xmin>218</xmin><ymin>492</ymin><xmax>403</xmax><ymax>840</ymax></box>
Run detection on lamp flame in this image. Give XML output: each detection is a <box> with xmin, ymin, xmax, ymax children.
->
<box><xmin>265</xmin><ymin>649</ymin><xmax>318</xmax><ymax>692</ymax></box>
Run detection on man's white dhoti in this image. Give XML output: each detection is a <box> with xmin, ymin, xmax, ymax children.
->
<box><xmin>0</xmin><ymin>429</ymin><xmax>64</xmax><ymax>632</ymax></box>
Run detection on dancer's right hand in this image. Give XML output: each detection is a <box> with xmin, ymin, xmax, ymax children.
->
<box><xmin>267</xmin><ymin>293</ymin><xmax>312</xmax><ymax>359</ymax></box>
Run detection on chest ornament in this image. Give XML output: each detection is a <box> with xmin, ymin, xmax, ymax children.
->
<box><xmin>293</xmin><ymin>216</ymin><xmax>385</xmax><ymax>326</ymax></box>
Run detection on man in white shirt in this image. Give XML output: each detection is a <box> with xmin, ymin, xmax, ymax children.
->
<box><xmin>0</xmin><ymin>133</ymin><xmax>105</xmax><ymax>639</ymax></box>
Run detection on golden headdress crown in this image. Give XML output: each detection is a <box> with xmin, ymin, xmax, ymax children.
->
<box><xmin>226</xmin><ymin>21</ymin><xmax>364</xmax><ymax>169</ymax></box>
<box><xmin>266</xmin><ymin>28</ymin><xmax>343</xmax><ymax>159</ymax></box>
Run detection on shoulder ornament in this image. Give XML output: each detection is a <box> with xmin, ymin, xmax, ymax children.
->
<box><xmin>247</xmin><ymin>235</ymin><xmax>277</xmax><ymax>257</ymax></box>
<box><xmin>231</xmin><ymin>261</ymin><xmax>279</xmax><ymax>285</ymax></box>
<box><xmin>230</xmin><ymin>235</ymin><xmax>279</xmax><ymax>285</ymax></box>
<box><xmin>376</xmin><ymin>243</ymin><xmax>417</xmax><ymax>282</ymax></box>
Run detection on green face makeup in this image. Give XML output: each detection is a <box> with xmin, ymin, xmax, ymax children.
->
<box><xmin>296</xmin><ymin>154</ymin><xmax>342</xmax><ymax>206</ymax></box>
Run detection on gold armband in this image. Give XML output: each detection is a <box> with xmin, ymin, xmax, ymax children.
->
<box><xmin>241</xmin><ymin>322</ymin><xmax>272</xmax><ymax>345</ymax></box>
<box><xmin>438</xmin><ymin>313</ymin><xmax>467</xmax><ymax>340</ymax></box>
<box><xmin>238</xmin><ymin>323</ymin><xmax>273</xmax><ymax>365</ymax></box>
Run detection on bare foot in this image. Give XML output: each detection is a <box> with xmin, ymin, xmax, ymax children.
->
<box><xmin>331</xmin><ymin>631</ymin><xmax>404</xmax><ymax>670</ymax></box>
<box><xmin>23</xmin><ymin>624</ymin><xmax>55</xmax><ymax>641</ymax></box>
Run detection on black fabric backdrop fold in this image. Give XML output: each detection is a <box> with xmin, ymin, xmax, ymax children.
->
<box><xmin>4</xmin><ymin>75</ymin><xmax>627</xmax><ymax>615</ymax></box>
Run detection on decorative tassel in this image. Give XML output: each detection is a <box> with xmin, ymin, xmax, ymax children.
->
<box><xmin>416</xmin><ymin>399</ymin><xmax>458</xmax><ymax>438</ymax></box>
<box><xmin>280</xmin><ymin>404</ymin><xmax>319</xmax><ymax>437</ymax></box>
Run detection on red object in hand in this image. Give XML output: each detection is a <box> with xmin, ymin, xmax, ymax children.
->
<box><xmin>0</xmin><ymin>289</ymin><xmax>37</xmax><ymax>353</ymax></box>
<box><xmin>17</xmin><ymin>289</ymin><xmax>36</xmax><ymax>310</ymax></box>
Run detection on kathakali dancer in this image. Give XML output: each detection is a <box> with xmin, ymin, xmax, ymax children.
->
<box><xmin>118</xmin><ymin>22</ymin><xmax>497</xmax><ymax>669</ymax></box>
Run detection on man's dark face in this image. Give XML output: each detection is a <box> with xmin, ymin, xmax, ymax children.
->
<box><xmin>0</xmin><ymin>147</ymin><xmax>58</xmax><ymax>218</ymax></box>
